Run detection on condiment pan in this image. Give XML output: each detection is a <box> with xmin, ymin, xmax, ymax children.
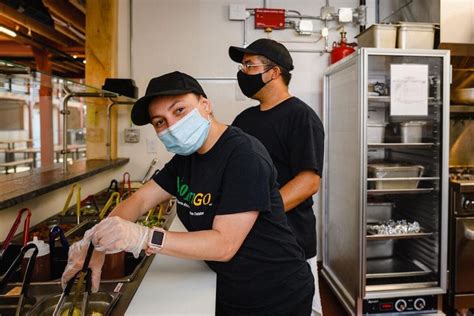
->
<box><xmin>27</xmin><ymin>292</ymin><xmax>120</xmax><ymax>316</ymax></box>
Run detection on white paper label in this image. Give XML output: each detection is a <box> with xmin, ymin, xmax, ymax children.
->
<box><xmin>390</xmin><ymin>64</ymin><xmax>429</xmax><ymax>116</ymax></box>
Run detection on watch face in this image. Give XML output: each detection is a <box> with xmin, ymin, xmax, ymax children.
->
<box><xmin>151</xmin><ymin>230</ymin><xmax>164</xmax><ymax>246</ymax></box>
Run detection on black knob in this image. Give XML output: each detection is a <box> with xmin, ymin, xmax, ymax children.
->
<box><xmin>414</xmin><ymin>298</ymin><xmax>426</xmax><ymax>311</ymax></box>
<box><xmin>395</xmin><ymin>299</ymin><xmax>407</xmax><ymax>312</ymax></box>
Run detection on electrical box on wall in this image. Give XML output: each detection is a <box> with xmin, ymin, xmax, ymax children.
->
<box><xmin>229</xmin><ymin>4</ymin><xmax>247</xmax><ymax>21</ymax></box>
<box><xmin>254</xmin><ymin>8</ymin><xmax>285</xmax><ymax>29</ymax></box>
<box><xmin>124</xmin><ymin>128</ymin><xmax>140</xmax><ymax>143</ymax></box>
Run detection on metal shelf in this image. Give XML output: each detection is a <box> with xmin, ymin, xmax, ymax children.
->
<box><xmin>366</xmin><ymin>257</ymin><xmax>432</xmax><ymax>279</ymax></box>
<box><xmin>368</xmin><ymin>143</ymin><xmax>436</xmax><ymax>148</ymax></box>
<box><xmin>367</xmin><ymin>188</ymin><xmax>434</xmax><ymax>195</ymax></box>
<box><xmin>368</xmin><ymin>96</ymin><xmax>439</xmax><ymax>103</ymax></box>
<box><xmin>367</xmin><ymin>177</ymin><xmax>440</xmax><ymax>182</ymax></box>
<box><xmin>366</xmin><ymin>231</ymin><xmax>433</xmax><ymax>241</ymax></box>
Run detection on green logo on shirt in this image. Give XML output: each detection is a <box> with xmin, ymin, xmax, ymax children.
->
<box><xmin>177</xmin><ymin>176</ymin><xmax>212</xmax><ymax>206</ymax></box>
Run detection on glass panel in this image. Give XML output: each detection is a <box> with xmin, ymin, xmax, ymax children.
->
<box><xmin>365</xmin><ymin>54</ymin><xmax>444</xmax><ymax>289</ymax></box>
<box><xmin>0</xmin><ymin>59</ymin><xmax>135</xmax><ymax>174</ymax></box>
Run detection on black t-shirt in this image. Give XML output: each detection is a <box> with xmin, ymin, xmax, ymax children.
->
<box><xmin>232</xmin><ymin>97</ymin><xmax>325</xmax><ymax>259</ymax></box>
<box><xmin>153</xmin><ymin>126</ymin><xmax>314</xmax><ymax>313</ymax></box>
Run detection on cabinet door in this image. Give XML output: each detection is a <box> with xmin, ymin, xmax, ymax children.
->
<box><xmin>365</xmin><ymin>54</ymin><xmax>445</xmax><ymax>290</ymax></box>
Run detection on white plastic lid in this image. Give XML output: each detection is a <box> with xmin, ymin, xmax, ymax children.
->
<box><xmin>24</xmin><ymin>236</ymin><xmax>50</xmax><ymax>258</ymax></box>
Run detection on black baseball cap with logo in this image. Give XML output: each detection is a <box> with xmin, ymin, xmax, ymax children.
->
<box><xmin>229</xmin><ymin>38</ymin><xmax>294</xmax><ymax>71</ymax></box>
<box><xmin>131</xmin><ymin>71</ymin><xmax>207</xmax><ymax>126</ymax></box>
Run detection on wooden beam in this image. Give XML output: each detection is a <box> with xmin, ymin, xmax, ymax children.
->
<box><xmin>69</xmin><ymin>0</ymin><xmax>86</xmax><ymax>14</ymax></box>
<box><xmin>0</xmin><ymin>2</ymin><xmax>75</xmax><ymax>47</ymax></box>
<box><xmin>43</xmin><ymin>0</ymin><xmax>85</xmax><ymax>33</ymax></box>
<box><xmin>61</xmin><ymin>60</ymin><xmax>84</xmax><ymax>72</ymax></box>
<box><xmin>32</xmin><ymin>47</ymin><xmax>55</xmax><ymax>167</ymax></box>
<box><xmin>86</xmin><ymin>0</ymin><xmax>118</xmax><ymax>160</ymax></box>
<box><xmin>54</xmin><ymin>24</ymin><xmax>85</xmax><ymax>46</ymax></box>
<box><xmin>51</xmin><ymin>61</ymin><xmax>76</xmax><ymax>73</ymax></box>
<box><xmin>0</xmin><ymin>42</ymin><xmax>32</xmax><ymax>56</ymax></box>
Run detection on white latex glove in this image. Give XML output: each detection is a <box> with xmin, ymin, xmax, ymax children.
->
<box><xmin>91</xmin><ymin>216</ymin><xmax>151</xmax><ymax>258</ymax></box>
<box><xmin>61</xmin><ymin>228</ymin><xmax>105</xmax><ymax>293</ymax></box>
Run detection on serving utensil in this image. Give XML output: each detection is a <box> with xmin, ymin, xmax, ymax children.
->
<box><xmin>52</xmin><ymin>243</ymin><xmax>94</xmax><ymax>316</ymax></box>
<box><xmin>0</xmin><ymin>208</ymin><xmax>31</xmax><ymax>261</ymax></box>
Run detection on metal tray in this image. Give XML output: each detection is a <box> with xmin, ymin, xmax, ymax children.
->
<box><xmin>366</xmin><ymin>229</ymin><xmax>433</xmax><ymax>240</ymax></box>
<box><xmin>368</xmin><ymin>188</ymin><xmax>434</xmax><ymax>195</ymax></box>
<box><xmin>27</xmin><ymin>292</ymin><xmax>120</xmax><ymax>316</ymax></box>
<box><xmin>368</xmin><ymin>143</ymin><xmax>436</xmax><ymax>148</ymax></box>
<box><xmin>368</xmin><ymin>164</ymin><xmax>424</xmax><ymax>190</ymax></box>
<box><xmin>366</xmin><ymin>257</ymin><xmax>432</xmax><ymax>279</ymax></box>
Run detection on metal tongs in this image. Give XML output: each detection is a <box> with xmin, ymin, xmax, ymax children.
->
<box><xmin>52</xmin><ymin>243</ymin><xmax>94</xmax><ymax>316</ymax></box>
<box><xmin>0</xmin><ymin>243</ymin><xmax>38</xmax><ymax>316</ymax></box>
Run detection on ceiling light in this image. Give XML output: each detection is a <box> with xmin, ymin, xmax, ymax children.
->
<box><xmin>73</xmin><ymin>55</ymin><xmax>78</xmax><ymax>59</ymax></box>
<box><xmin>0</xmin><ymin>26</ymin><xmax>17</xmax><ymax>37</ymax></box>
<box><xmin>82</xmin><ymin>59</ymin><xmax>86</xmax><ymax>64</ymax></box>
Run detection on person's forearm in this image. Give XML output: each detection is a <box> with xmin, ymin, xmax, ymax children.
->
<box><xmin>279</xmin><ymin>171</ymin><xmax>320</xmax><ymax>212</ymax></box>
<box><xmin>159</xmin><ymin>229</ymin><xmax>236</xmax><ymax>261</ymax></box>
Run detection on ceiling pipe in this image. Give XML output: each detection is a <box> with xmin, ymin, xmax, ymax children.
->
<box><xmin>0</xmin><ymin>2</ymin><xmax>74</xmax><ymax>46</ymax></box>
<box><xmin>360</xmin><ymin>0</ymin><xmax>366</xmax><ymax>32</ymax></box>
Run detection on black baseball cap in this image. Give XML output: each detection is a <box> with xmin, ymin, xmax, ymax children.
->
<box><xmin>229</xmin><ymin>38</ymin><xmax>294</xmax><ymax>71</ymax></box>
<box><xmin>131</xmin><ymin>71</ymin><xmax>207</xmax><ymax>126</ymax></box>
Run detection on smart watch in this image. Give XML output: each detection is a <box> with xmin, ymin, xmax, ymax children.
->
<box><xmin>146</xmin><ymin>227</ymin><xmax>166</xmax><ymax>255</ymax></box>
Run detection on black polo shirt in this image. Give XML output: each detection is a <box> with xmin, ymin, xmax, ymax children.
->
<box><xmin>233</xmin><ymin>97</ymin><xmax>325</xmax><ymax>259</ymax></box>
<box><xmin>153</xmin><ymin>126</ymin><xmax>314</xmax><ymax>314</ymax></box>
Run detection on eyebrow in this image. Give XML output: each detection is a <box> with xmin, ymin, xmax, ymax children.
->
<box><xmin>150</xmin><ymin>99</ymin><xmax>186</xmax><ymax>122</ymax></box>
<box><xmin>168</xmin><ymin>99</ymin><xmax>185</xmax><ymax>111</ymax></box>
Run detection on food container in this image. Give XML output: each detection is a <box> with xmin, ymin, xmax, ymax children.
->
<box><xmin>366</xmin><ymin>240</ymin><xmax>394</xmax><ymax>259</ymax></box>
<box><xmin>397</xmin><ymin>22</ymin><xmax>435</xmax><ymax>49</ymax></box>
<box><xmin>102</xmin><ymin>252</ymin><xmax>125</xmax><ymax>279</ymax></box>
<box><xmin>367</xmin><ymin>123</ymin><xmax>387</xmax><ymax>143</ymax></box>
<box><xmin>367</xmin><ymin>202</ymin><xmax>393</xmax><ymax>223</ymax></box>
<box><xmin>400</xmin><ymin>121</ymin><xmax>426</xmax><ymax>143</ymax></box>
<box><xmin>356</xmin><ymin>24</ymin><xmax>397</xmax><ymax>48</ymax></box>
<box><xmin>28</xmin><ymin>292</ymin><xmax>119</xmax><ymax>316</ymax></box>
<box><xmin>368</xmin><ymin>163</ymin><xmax>424</xmax><ymax>190</ymax></box>
<box><xmin>21</xmin><ymin>237</ymin><xmax>50</xmax><ymax>282</ymax></box>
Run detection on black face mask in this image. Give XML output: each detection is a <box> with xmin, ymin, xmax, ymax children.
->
<box><xmin>237</xmin><ymin>69</ymin><xmax>273</xmax><ymax>99</ymax></box>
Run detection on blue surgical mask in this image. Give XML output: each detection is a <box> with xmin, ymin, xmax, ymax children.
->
<box><xmin>157</xmin><ymin>108</ymin><xmax>210</xmax><ymax>156</ymax></box>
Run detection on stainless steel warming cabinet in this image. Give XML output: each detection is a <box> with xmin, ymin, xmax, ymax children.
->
<box><xmin>322</xmin><ymin>48</ymin><xmax>450</xmax><ymax>315</ymax></box>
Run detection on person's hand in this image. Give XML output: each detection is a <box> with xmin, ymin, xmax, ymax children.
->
<box><xmin>92</xmin><ymin>216</ymin><xmax>151</xmax><ymax>258</ymax></box>
<box><xmin>61</xmin><ymin>228</ymin><xmax>105</xmax><ymax>292</ymax></box>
